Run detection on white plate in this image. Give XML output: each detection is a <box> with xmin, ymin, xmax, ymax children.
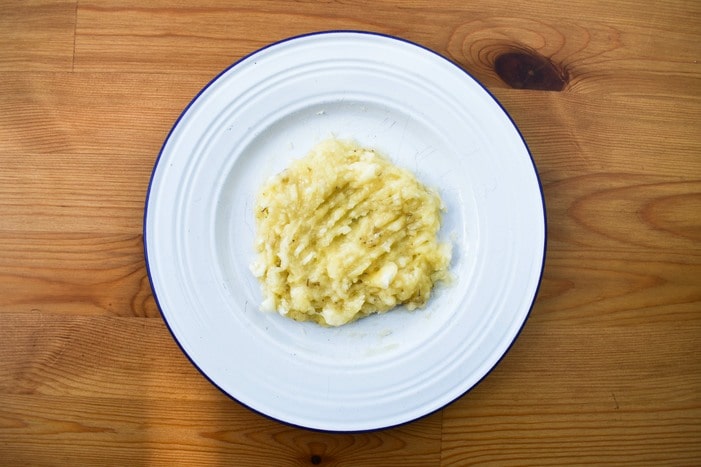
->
<box><xmin>144</xmin><ymin>31</ymin><xmax>546</xmax><ymax>432</ymax></box>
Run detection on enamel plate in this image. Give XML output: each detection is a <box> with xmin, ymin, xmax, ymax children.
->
<box><xmin>144</xmin><ymin>31</ymin><xmax>546</xmax><ymax>432</ymax></box>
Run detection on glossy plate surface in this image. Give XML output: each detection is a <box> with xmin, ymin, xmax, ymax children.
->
<box><xmin>144</xmin><ymin>31</ymin><xmax>546</xmax><ymax>432</ymax></box>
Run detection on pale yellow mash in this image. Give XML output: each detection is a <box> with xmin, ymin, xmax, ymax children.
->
<box><xmin>250</xmin><ymin>138</ymin><xmax>451</xmax><ymax>326</ymax></box>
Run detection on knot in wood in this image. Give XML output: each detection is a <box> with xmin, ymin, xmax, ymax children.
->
<box><xmin>494</xmin><ymin>50</ymin><xmax>568</xmax><ymax>91</ymax></box>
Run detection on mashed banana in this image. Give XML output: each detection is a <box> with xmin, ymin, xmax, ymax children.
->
<box><xmin>250</xmin><ymin>138</ymin><xmax>451</xmax><ymax>326</ymax></box>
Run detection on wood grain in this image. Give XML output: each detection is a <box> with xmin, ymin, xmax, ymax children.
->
<box><xmin>0</xmin><ymin>71</ymin><xmax>205</xmax><ymax>157</ymax></box>
<box><xmin>1</xmin><ymin>313</ymin><xmax>443</xmax><ymax>465</ymax></box>
<box><xmin>441</xmin><ymin>325</ymin><xmax>701</xmax><ymax>466</ymax></box>
<box><xmin>1</xmin><ymin>0</ymin><xmax>700</xmax><ymax>465</ymax></box>
<box><xmin>2</xmin><ymin>395</ymin><xmax>442</xmax><ymax>466</ymax></box>
<box><xmin>0</xmin><ymin>234</ymin><xmax>155</xmax><ymax>316</ymax></box>
<box><xmin>0</xmin><ymin>0</ymin><xmax>76</xmax><ymax>72</ymax></box>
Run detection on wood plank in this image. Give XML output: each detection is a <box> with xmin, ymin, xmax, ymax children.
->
<box><xmin>536</xmin><ymin>250</ymin><xmax>701</xmax><ymax>324</ymax></box>
<box><xmin>1</xmin><ymin>307</ymin><xmax>697</xmax><ymax>409</ymax></box>
<box><xmin>1</xmin><ymin>75</ymin><xmax>698</xmax><ymax>239</ymax></box>
<box><xmin>73</xmin><ymin>1</ymin><xmax>440</xmax><ymax>74</ymax></box>
<box><xmin>0</xmin><ymin>0</ymin><xmax>76</xmax><ymax>72</ymax></box>
<box><xmin>441</xmin><ymin>325</ymin><xmax>701</xmax><ymax>465</ymax></box>
<box><xmin>0</xmin><ymin>71</ymin><xmax>204</xmax><ymax>234</ymax></box>
<box><xmin>0</xmin><ymin>314</ymin><xmax>441</xmax><ymax>464</ymax></box>
<box><xmin>0</xmin><ymin>394</ymin><xmax>442</xmax><ymax>466</ymax></box>
<box><xmin>0</xmin><ymin>314</ymin><xmax>202</xmax><ymax>398</ymax></box>
<box><xmin>446</xmin><ymin>9</ymin><xmax>700</xmax><ymax>97</ymax></box>
<box><xmin>0</xmin><ymin>71</ymin><xmax>206</xmax><ymax>156</ymax></box>
<box><xmin>501</xmin><ymin>92</ymin><xmax>701</xmax><ymax>181</ymax></box>
<box><xmin>0</xmin><ymin>153</ymin><xmax>149</xmax><ymax>234</ymax></box>
<box><xmin>72</xmin><ymin>1</ymin><xmax>701</xmax><ymax>98</ymax></box>
<box><xmin>2</xmin><ymin>72</ymin><xmax>697</xmax><ymax>168</ymax></box>
<box><xmin>1</xmin><ymin>311</ymin><xmax>696</xmax><ymax>464</ymax></box>
<box><xmin>0</xmin><ymin>234</ymin><xmax>156</xmax><ymax>315</ymax></box>
<box><xmin>543</xmin><ymin>175</ymin><xmax>701</xmax><ymax>252</ymax></box>
<box><xmin>0</xmin><ymin>225</ymin><xmax>698</xmax><ymax>320</ymax></box>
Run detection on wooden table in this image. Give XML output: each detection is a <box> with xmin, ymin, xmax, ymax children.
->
<box><xmin>2</xmin><ymin>1</ymin><xmax>699</xmax><ymax>465</ymax></box>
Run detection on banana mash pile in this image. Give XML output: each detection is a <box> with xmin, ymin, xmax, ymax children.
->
<box><xmin>250</xmin><ymin>139</ymin><xmax>451</xmax><ymax>326</ymax></box>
